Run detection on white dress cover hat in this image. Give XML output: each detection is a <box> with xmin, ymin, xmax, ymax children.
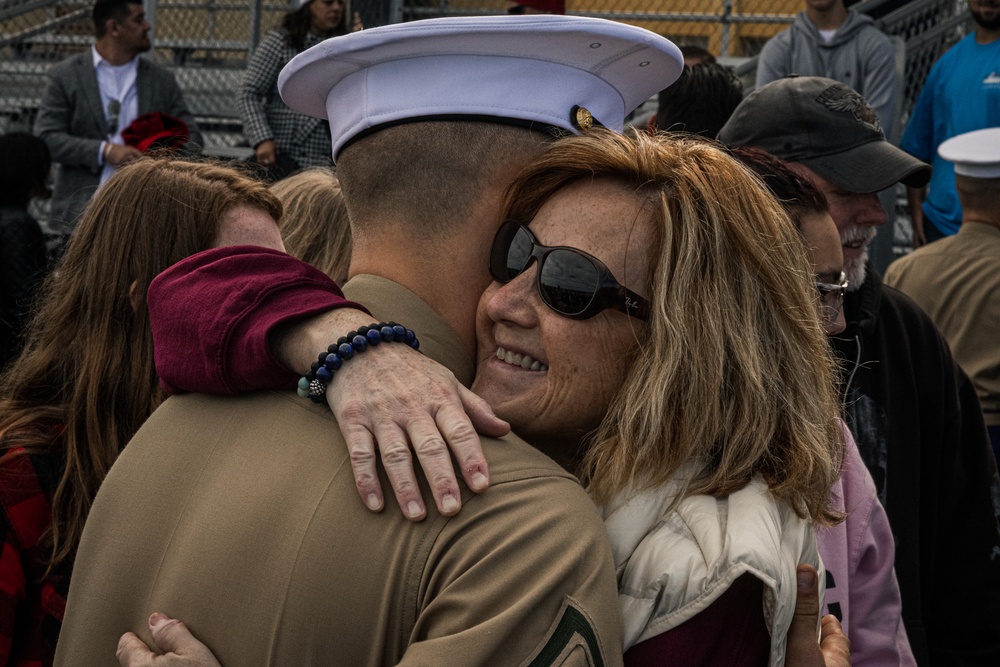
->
<box><xmin>278</xmin><ymin>15</ymin><xmax>684</xmax><ymax>159</ymax></box>
<box><xmin>938</xmin><ymin>127</ymin><xmax>1000</xmax><ymax>179</ymax></box>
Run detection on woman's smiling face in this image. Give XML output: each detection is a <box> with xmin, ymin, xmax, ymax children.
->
<box><xmin>471</xmin><ymin>179</ymin><xmax>652</xmax><ymax>467</ymax></box>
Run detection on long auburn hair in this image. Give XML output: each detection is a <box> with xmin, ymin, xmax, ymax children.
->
<box><xmin>501</xmin><ymin>130</ymin><xmax>843</xmax><ymax>524</ymax></box>
<box><xmin>0</xmin><ymin>158</ymin><xmax>282</xmax><ymax>576</ymax></box>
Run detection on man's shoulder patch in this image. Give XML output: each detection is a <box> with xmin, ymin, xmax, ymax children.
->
<box><xmin>521</xmin><ymin>596</ymin><xmax>607</xmax><ymax>667</ymax></box>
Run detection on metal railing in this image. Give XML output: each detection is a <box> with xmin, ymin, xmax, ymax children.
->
<box><xmin>0</xmin><ymin>0</ymin><xmax>971</xmax><ymax>150</ymax></box>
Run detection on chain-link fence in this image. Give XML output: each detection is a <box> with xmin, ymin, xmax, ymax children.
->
<box><xmin>397</xmin><ymin>0</ymin><xmax>971</xmax><ymax>259</ymax></box>
<box><xmin>406</xmin><ymin>0</ymin><xmax>811</xmax><ymax>56</ymax></box>
<box><xmin>873</xmin><ymin>0</ymin><xmax>971</xmax><ymax>122</ymax></box>
<box><xmin>5</xmin><ymin>2</ymin><xmax>285</xmax><ymax>147</ymax></box>
<box><xmin>0</xmin><ymin>0</ymin><xmax>974</xmax><ymax>244</ymax></box>
<box><xmin>0</xmin><ymin>0</ymin><xmax>971</xmax><ymax>149</ymax></box>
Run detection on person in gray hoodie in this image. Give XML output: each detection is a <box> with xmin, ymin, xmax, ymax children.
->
<box><xmin>756</xmin><ymin>0</ymin><xmax>898</xmax><ymax>137</ymax></box>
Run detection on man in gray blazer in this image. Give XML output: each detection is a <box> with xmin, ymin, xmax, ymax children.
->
<box><xmin>35</xmin><ymin>0</ymin><xmax>202</xmax><ymax>234</ymax></box>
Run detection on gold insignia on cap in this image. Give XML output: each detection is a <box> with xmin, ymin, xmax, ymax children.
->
<box><xmin>572</xmin><ymin>105</ymin><xmax>594</xmax><ymax>131</ymax></box>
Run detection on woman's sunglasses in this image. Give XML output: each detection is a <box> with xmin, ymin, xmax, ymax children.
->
<box><xmin>488</xmin><ymin>221</ymin><xmax>650</xmax><ymax>321</ymax></box>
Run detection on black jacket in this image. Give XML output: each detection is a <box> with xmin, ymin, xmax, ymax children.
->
<box><xmin>831</xmin><ymin>265</ymin><xmax>1000</xmax><ymax>666</ymax></box>
<box><xmin>0</xmin><ymin>205</ymin><xmax>47</xmax><ymax>369</ymax></box>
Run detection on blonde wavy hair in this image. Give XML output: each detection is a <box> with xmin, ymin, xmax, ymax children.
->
<box><xmin>501</xmin><ymin>130</ymin><xmax>843</xmax><ymax>524</ymax></box>
<box><xmin>270</xmin><ymin>168</ymin><xmax>352</xmax><ymax>282</ymax></box>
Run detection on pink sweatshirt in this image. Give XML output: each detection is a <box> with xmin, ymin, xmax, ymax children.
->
<box><xmin>818</xmin><ymin>427</ymin><xmax>916</xmax><ymax>666</ymax></box>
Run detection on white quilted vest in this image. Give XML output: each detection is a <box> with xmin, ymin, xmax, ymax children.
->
<box><xmin>603</xmin><ymin>466</ymin><xmax>823</xmax><ymax>666</ymax></box>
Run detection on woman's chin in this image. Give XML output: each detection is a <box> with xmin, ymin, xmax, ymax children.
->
<box><xmin>472</xmin><ymin>356</ymin><xmax>547</xmax><ymax>428</ymax></box>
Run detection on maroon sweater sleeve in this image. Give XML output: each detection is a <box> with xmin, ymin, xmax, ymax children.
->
<box><xmin>623</xmin><ymin>573</ymin><xmax>770</xmax><ymax>667</ymax></box>
<box><xmin>148</xmin><ymin>246</ymin><xmax>368</xmax><ymax>395</ymax></box>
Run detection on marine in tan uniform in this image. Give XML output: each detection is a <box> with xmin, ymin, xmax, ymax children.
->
<box><xmin>885</xmin><ymin>127</ymin><xmax>1000</xmax><ymax>454</ymax></box>
<box><xmin>56</xmin><ymin>276</ymin><xmax>623</xmax><ymax>666</ymax></box>
<box><xmin>55</xmin><ymin>16</ymin><xmax>685</xmax><ymax>666</ymax></box>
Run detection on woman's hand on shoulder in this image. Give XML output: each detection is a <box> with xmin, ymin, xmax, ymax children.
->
<box><xmin>277</xmin><ymin>308</ymin><xmax>509</xmax><ymax>521</ymax></box>
<box><xmin>326</xmin><ymin>340</ymin><xmax>508</xmax><ymax>521</ymax></box>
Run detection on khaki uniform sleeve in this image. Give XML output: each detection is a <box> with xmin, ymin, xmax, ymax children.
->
<box><xmin>400</xmin><ymin>473</ymin><xmax>623</xmax><ymax>667</ymax></box>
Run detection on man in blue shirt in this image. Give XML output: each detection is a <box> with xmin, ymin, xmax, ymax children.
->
<box><xmin>901</xmin><ymin>0</ymin><xmax>1000</xmax><ymax>244</ymax></box>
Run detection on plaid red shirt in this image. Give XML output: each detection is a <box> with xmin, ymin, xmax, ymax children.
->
<box><xmin>0</xmin><ymin>447</ymin><xmax>69</xmax><ymax>667</ymax></box>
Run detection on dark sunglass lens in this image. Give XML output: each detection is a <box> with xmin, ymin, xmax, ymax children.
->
<box><xmin>490</xmin><ymin>223</ymin><xmax>525</xmax><ymax>281</ymax></box>
<box><xmin>505</xmin><ymin>227</ymin><xmax>534</xmax><ymax>279</ymax></box>
<box><xmin>494</xmin><ymin>225</ymin><xmax>534</xmax><ymax>282</ymax></box>
<box><xmin>539</xmin><ymin>249</ymin><xmax>600</xmax><ymax>316</ymax></box>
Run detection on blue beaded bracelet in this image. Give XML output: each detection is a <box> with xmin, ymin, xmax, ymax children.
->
<box><xmin>297</xmin><ymin>321</ymin><xmax>420</xmax><ymax>403</ymax></box>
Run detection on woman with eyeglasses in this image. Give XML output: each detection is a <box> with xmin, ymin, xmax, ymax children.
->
<box><xmin>122</xmin><ymin>130</ymin><xmax>846</xmax><ymax>665</ymax></box>
<box><xmin>0</xmin><ymin>159</ymin><xmax>283</xmax><ymax>666</ymax></box>
<box><xmin>733</xmin><ymin>146</ymin><xmax>914</xmax><ymax>666</ymax></box>
<box><xmin>240</xmin><ymin>0</ymin><xmax>360</xmax><ymax>178</ymax></box>
<box><xmin>731</xmin><ymin>147</ymin><xmax>848</xmax><ymax>336</ymax></box>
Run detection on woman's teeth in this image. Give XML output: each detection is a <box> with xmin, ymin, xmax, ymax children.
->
<box><xmin>496</xmin><ymin>346</ymin><xmax>547</xmax><ymax>371</ymax></box>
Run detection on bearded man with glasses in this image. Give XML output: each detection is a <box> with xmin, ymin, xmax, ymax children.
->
<box><xmin>720</xmin><ymin>76</ymin><xmax>1000</xmax><ymax>665</ymax></box>
<box><xmin>733</xmin><ymin>145</ymin><xmax>914</xmax><ymax>665</ymax></box>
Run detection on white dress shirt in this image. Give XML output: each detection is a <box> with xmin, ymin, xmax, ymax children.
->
<box><xmin>92</xmin><ymin>46</ymin><xmax>139</xmax><ymax>185</ymax></box>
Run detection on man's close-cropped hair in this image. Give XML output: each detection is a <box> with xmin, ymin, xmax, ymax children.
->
<box><xmin>92</xmin><ymin>0</ymin><xmax>140</xmax><ymax>39</ymax></box>
<box><xmin>336</xmin><ymin>121</ymin><xmax>549</xmax><ymax>240</ymax></box>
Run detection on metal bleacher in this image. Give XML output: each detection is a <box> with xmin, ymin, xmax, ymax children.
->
<box><xmin>0</xmin><ymin>0</ymin><xmax>974</xmax><ymax>151</ymax></box>
<box><xmin>0</xmin><ymin>0</ymin><xmax>269</xmax><ymax>151</ymax></box>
